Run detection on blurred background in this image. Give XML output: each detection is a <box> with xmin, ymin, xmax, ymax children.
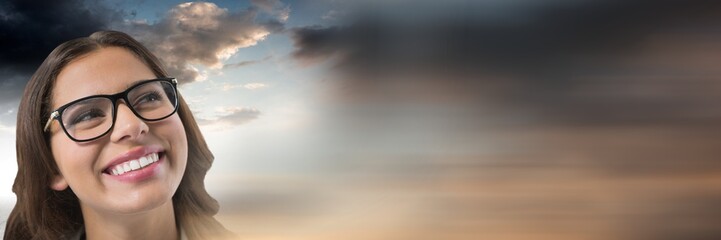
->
<box><xmin>2</xmin><ymin>0</ymin><xmax>721</xmax><ymax>239</ymax></box>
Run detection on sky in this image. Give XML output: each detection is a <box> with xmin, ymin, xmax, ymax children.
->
<box><xmin>3</xmin><ymin>0</ymin><xmax>721</xmax><ymax>239</ymax></box>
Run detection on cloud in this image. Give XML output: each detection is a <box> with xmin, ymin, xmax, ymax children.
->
<box><xmin>120</xmin><ymin>1</ymin><xmax>286</xmax><ymax>84</ymax></box>
<box><xmin>241</xmin><ymin>83</ymin><xmax>267</xmax><ymax>90</ymax></box>
<box><xmin>223</xmin><ymin>55</ymin><xmax>272</xmax><ymax>69</ymax></box>
<box><xmin>250</xmin><ymin>0</ymin><xmax>280</xmax><ymax>13</ymax></box>
<box><xmin>222</xmin><ymin>83</ymin><xmax>268</xmax><ymax>91</ymax></box>
<box><xmin>0</xmin><ymin>100</ymin><xmax>18</xmax><ymax>129</ymax></box>
<box><xmin>197</xmin><ymin>106</ymin><xmax>261</xmax><ymax>130</ymax></box>
<box><xmin>0</xmin><ymin>69</ymin><xmax>29</xmax><ymax>106</ymax></box>
<box><xmin>250</xmin><ymin>0</ymin><xmax>289</xmax><ymax>22</ymax></box>
<box><xmin>0</xmin><ymin>122</ymin><xmax>15</xmax><ymax>134</ymax></box>
<box><xmin>321</xmin><ymin>10</ymin><xmax>345</xmax><ymax>21</ymax></box>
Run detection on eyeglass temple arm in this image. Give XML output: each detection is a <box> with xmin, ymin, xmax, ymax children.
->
<box><xmin>43</xmin><ymin>111</ymin><xmax>59</xmax><ymax>132</ymax></box>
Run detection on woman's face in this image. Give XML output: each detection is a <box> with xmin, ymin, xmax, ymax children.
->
<box><xmin>48</xmin><ymin>47</ymin><xmax>188</xmax><ymax>214</ymax></box>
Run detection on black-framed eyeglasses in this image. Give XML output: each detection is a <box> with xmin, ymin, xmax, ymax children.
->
<box><xmin>44</xmin><ymin>78</ymin><xmax>179</xmax><ymax>142</ymax></box>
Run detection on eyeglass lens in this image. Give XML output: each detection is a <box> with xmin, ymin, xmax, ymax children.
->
<box><xmin>60</xmin><ymin>80</ymin><xmax>177</xmax><ymax>141</ymax></box>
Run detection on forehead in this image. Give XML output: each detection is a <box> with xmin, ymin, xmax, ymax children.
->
<box><xmin>52</xmin><ymin>47</ymin><xmax>157</xmax><ymax>109</ymax></box>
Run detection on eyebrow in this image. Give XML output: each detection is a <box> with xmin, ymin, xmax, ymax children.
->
<box><xmin>125</xmin><ymin>77</ymin><xmax>159</xmax><ymax>88</ymax></box>
<box><xmin>98</xmin><ymin>77</ymin><xmax>161</xmax><ymax>95</ymax></box>
<box><xmin>53</xmin><ymin>77</ymin><xmax>164</xmax><ymax>108</ymax></box>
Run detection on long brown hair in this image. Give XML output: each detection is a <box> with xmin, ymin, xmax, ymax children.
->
<box><xmin>4</xmin><ymin>31</ymin><xmax>231</xmax><ymax>239</ymax></box>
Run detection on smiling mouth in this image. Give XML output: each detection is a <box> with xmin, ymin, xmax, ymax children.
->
<box><xmin>105</xmin><ymin>152</ymin><xmax>163</xmax><ymax>176</ymax></box>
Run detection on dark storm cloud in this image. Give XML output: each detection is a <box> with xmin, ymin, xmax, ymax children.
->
<box><xmin>0</xmin><ymin>0</ymin><xmax>122</xmax><ymax>123</ymax></box>
<box><xmin>290</xmin><ymin>26</ymin><xmax>343</xmax><ymax>64</ymax></box>
<box><xmin>291</xmin><ymin>0</ymin><xmax>721</xmax><ymax>72</ymax></box>
<box><xmin>290</xmin><ymin>0</ymin><xmax>721</xmax><ymax>125</ymax></box>
<box><xmin>0</xmin><ymin>0</ymin><xmax>121</xmax><ymax>72</ymax></box>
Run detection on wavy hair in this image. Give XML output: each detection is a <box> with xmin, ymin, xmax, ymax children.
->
<box><xmin>4</xmin><ymin>30</ymin><xmax>230</xmax><ymax>239</ymax></box>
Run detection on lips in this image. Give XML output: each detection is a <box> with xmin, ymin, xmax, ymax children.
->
<box><xmin>103</xmin><ymin>145</ymin><xmax>164</xmax><ymax>176</ymax></box>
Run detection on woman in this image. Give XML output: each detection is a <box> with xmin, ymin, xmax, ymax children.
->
<box><xmin>4</xmin><ymin>31</ymin><xmax>232</xmax><ymax>239</ymax></box>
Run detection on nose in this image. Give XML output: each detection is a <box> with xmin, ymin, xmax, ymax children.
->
<box><xmin>110</xmin><ymin>102</ymin><xmax>149</xmax><ymax>143</ymax></box>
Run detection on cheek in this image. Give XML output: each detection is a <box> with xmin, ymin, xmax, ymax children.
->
<box><xmin>49</xmin><ymin>134</ymin><xmax>102</xmax><ymax>179</ymax></box>
<box><xmin>156</xmin><ymin>115</ymin><xmax>188</xmax><ymax>161</ymax></box>
<box><xmin>50</xmin><ymin>136</ymin><xmax>77</xmax><ymax>172</ymax></box>
<box><xmin>168</xmin><ymin>115</ymin><xmax>187</xmax><ymax>147</ymax></box>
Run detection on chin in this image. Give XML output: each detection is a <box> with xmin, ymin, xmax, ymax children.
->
<box><xmin>113</xmin><ymin>197</ymin><xmax>172</xmax><ymax>215</ymax></box>
<box><xmin>101</xmin><ymin>186</ymin><xmax>176</xmax><ymax>214</ymax></box>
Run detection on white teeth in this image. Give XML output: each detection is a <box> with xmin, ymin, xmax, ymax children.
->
<box><xmin>129</xmin><ymin>160</ymin><xmax>140</xmax><ymax>170</ymax></box>
<box><xmin>109</xmin><ymin>152</ymin><xmax>160</xmax><ymax>176</ymax></box>
<box><xmin>115</xmin><ymin>165</ymin><xmax>125</xmax><ymax>175</ymax></box>
<box><xmin>139</xmin><ymin>156</ymin><xmax>149</xmax><ymax>166</ymax></box>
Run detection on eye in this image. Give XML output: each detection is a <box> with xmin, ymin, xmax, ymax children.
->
<box><xmin>135</xmin><ymin>91</ymin><xmax>164</xmax><ymax>105</ymax></box>
<box><xmin>69</xmin><ymin>108</ymin><xmax>106</xmax><ymax>125</ymax></box>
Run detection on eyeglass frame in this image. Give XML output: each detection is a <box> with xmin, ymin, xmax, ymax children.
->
<box><xmin>43</xmin><ymin>77</ymin><xmax>179</xmax><ymax>142</ymax></box>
